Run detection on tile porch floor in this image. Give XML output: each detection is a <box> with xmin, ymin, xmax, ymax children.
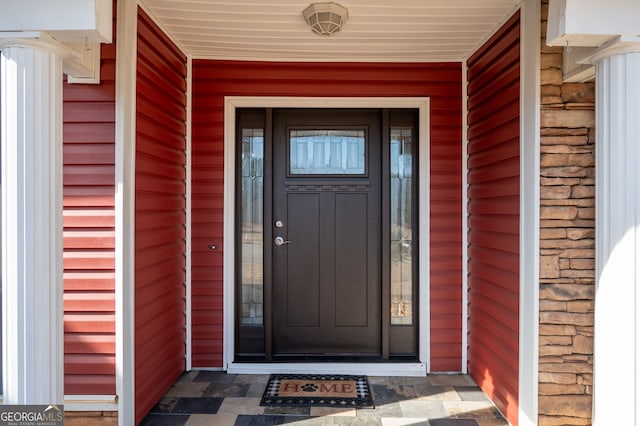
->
<box><xmin>140</xmin><ymin>371</ymin><xmax>509</xmax><ymax>426</ymax></box>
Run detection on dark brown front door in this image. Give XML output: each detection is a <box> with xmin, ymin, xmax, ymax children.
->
<box><xmin>271</xmin><ymin>109</ymin><xmax>382</xmax><ymax>358</ymax></box>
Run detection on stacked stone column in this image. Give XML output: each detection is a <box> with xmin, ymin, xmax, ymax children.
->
<box><xmin>538</xmin><ymin>2</ymin><xmax>595</xmax><ymax>425</ymax></box>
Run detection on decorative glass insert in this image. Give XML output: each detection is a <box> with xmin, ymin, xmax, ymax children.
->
<box><xmin>240</xmin><ymin>128</ymin><xmax>264</xmax><ymax>325</ymax></box>
<box><xmin>390</xmin><ymin>128</ymin><xmax>413</xmax><ymax>325</ymax></box>
<box><xmin>290</xmin><ymin>129</ymin><xmax>365</xmax><ymax>175</ymax></box>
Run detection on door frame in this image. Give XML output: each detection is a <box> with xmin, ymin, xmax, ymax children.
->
<box><xmin>223</xmin><ymin>97</ymin><xmax>430</xmax><ymax>375</ymax></box>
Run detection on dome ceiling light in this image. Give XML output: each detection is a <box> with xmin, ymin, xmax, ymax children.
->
<box><xmin>302</xmin><ymin>2</ymin><xmax>349</xmax><ymax>36</ymax></box>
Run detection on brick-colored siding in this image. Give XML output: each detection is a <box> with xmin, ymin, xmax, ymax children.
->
<box><xmin>539</xmin><ymin>2</ymin><xmax>595</xmax><ymax>425</ymax></box>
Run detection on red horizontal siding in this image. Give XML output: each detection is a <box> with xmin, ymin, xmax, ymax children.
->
<box><xmin>61</xmin><ymin>6</ymin><xmax>117</xmax><ymax>395</ymax></box>
<box><xmin>135</xmin><ymin>8</ymin><xmax>188</xmax><ymax>424</ymax></box>
<box><xmin>192</xmin><ymin>60</ymin><xmax>463</xmax><ymax>371</ymax></box>
<box><xmin>466</xmin><ymin>11</ymin><xmax>520</xmax><ymax>426</ymax></box>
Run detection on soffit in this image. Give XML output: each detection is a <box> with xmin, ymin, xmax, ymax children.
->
<box><xmin>141</xmin><ymin>0</ymin><xmax>520</xmax><ymax>62</ymax></box>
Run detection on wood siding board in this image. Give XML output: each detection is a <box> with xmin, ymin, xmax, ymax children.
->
<box><xmin>136</xmin><ymin>157</ymin><xmax>186</xmax><ymax>180</ymax></box>
<box><xmin>468</xmin><ymin>121</ymin><xmax>519</xmax><ymax>152</ymax></box>
<box><xmin>64</xmin><ymin>354</ymin><xmax>116</xmax><ymax>375</ymax></box>
<box><xmin>64</xmin><ymin>376</ymin><xmax>116</xmax><ymax>395</ymax></box>
<box><xmin>137</xmin><ymin>60</ymin><xmax>187</xmax><ymax>100</ymax></box>
<box><xmin>468</xmin><ymin>260</ymin><xmax>520</xmax><ymax>294</ymax></box>
<box><xmin>63</xmin><ymin>314</ymin><xmax>116</xmax><ymax>333</ymax></box>
<box><xmin>134</xmin><ymin>7</ymin><xmax>188</xmax><ymax>424</ymax></box>
<box><xmin>65</xmin><ymin>334</ymin><xmax>116</xmax><ymax>354</ymax></box>
<box><xmin>63</xmin><ymin>83</ymin><xmax>116</xmax><ymax>103</ymax></box>
<box><xmin>64</xmin><ymin>292</ymin><xmax>115</xmax><ymax>312</ymax></box>
<box><xmin>137</xmin><ymin>91</ymin><xmax>188</xmax><ymax>128</ymax></box>
<box><xmin>468</xmin><ymin>105</ymin><xmax>520</xmax><ymax>140</ymax></box>
<box><xmin>64</xmin><ymin>274</ymin><xmax>115</xmax><ymax>292</ymax></box>
<box><xmin>64</xmin><ymin>122</ymin><xmax>116</xmax><ymax>144</ymax></box>
<box><xmin>467</xmin><ymin>62</ymin><xmax>519</xmax><ymax>109</ymax></box>
<box><xmin>466</xmin><ymin>11</ymin><xmax>520</xmax><ymax>426</ymax></box>
<box><xmin>62</xmin><ymin>102</ymin><xmax>115</xmax><ymax>123</ymax></box>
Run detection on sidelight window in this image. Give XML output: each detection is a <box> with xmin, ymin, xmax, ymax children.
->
<box><xmin>240</xmin><ymin>128</ymin><xmax>264</xmax><ymax>325</ymax></box>
<box><xmin>390</xmin><ymin>128</ymin><xmax>413</xmax><ymax>325</ymax></box>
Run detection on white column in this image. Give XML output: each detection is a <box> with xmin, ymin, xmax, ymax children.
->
<box><xmin>1</xmin><ymin>36</ymin><xmax>66</xmax><ymax>405</ymax></box>
<box><xmin>592</xmin><ymin>38</ymin><xmax>640</xmax><ymax>425</ymax></box>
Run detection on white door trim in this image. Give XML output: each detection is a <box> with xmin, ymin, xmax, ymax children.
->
<box><xmin>223</xmin><ymin>96</ymin><xmax>430</xmax><ymax>376</ymax></box>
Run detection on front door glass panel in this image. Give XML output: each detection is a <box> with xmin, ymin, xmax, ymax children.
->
<box><xmin>289</xmin><ymin>129</ymin><xmax>365</xmax><ymax>175</ymax></box>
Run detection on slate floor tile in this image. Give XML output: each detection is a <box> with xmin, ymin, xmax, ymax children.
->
<box><xmin>360</xmin><ymin>402</ymin><xmax>402</xmax><ymax>418</ymax></box>
<box><xmin>371</xmin><ymin>384</ymin><xmax>401</xmax><ymax>404</ymax></box>
<box><xmin>428</xmin><ymin>375</ymin><xmax>475</xmax><ymax>387</ymax></box>
<box><xmin>172</xmin><ymin>397</ymin><xmax>224</xmax><ymax>414</ymax></box>
<box><xmin>164</xmin><ymin>382</ymin><xmax>209</xmax><ymax>397</ymax></box>
<box><xmin>429</xmin><ymin>420</ymin><xmax>479</xmax><ymax>426</ymax></box>
<box><xmin>367</xmin><ymin>376</ymin><xmax>392</xmax><ymax>385</ymax></box>
<box><xmin>399</xmin><ymin>400</ymin><xmax>448</xmax><ymax>419</ymax></box>
<box><xmin>185</xmin><ymin>414</ymin><xmax>238</xmax><ymax>426</ymax></box>
<box><xmin>390</xmin><ymin>377</ymin><xmax>430</xmax><ymax>386</ymax></box>
<box><xmin>150</xmin><ymin>396</ymin><xmax>181</xmax><ymax>413</ymax></box>
<box><xmin>455</xmin><ymin>387</ymin><xmax>491</xmax><ymax>402</ymax></box>
<box><xmin>413</xmin><ymin>384</ymin><xmax>460</xmax><ymax>401</ymax></box>
<box><xmin>138</xmin><ymin>413</ymin><xmax>191</xmax><ymax>426</ymax></box>
<box><xmin>218</xmin><ymin>397</ymin><xmax>265</xmax><ymax>415</ymax></box>
<box><xmin>309</xmin><ymin>407</ymin><xmax>357</xmax><ymax>417</ymax></box>
<box><xmin>177</xmin><ymin>371</ymin><xmax>199</xmax><ymax>382</ymax></box>
<box><xmin>235</xmin><ymin>414</ymin><xmax>306</xmax><ymax>425</ymax></box>
<box><xmin>381</xmin><ymin>419</ymin><xmax>429</xmax><ymax>426</ymax></box>
<box><xmin>193</xmin><ymin>371</ymin><xmax>237</xmax><ymax>383</ymax></box>
<box><xmin>204</xmin><ymin>382</ymin><xmax>250</xmax><ymax>397</ymax></box>
<box><xmin>264</xmin><ymin>405</ymin><xmax>311</xmax><ymax>415</ymax></box>
<box><xmin>248</xmin><ymin>382</ymin><xmax>268</xmax><ymax>397</ymax></box>
<box><xmin>443</xmin><ymin>401</ymin><xmax>501</xmax><ymax>419</ymax></box>
<box><xmin>331</xmin><ymin>416</ymin><xmax>382</xmax><ymax>425</ymax></box>
<box><xmin>234</xmin><ymin>374</ymin><xmax>272</xmax><ymax>384</ymax></box>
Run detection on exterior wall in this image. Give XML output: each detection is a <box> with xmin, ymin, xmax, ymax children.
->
<box><xmin>538</xmin><ymin>2</ymin><xmax>595</xmax><ymax>424</ymax></box>
<box><xmin>135</xmin><ymin>8</ymin><xmax>188</xmax><ymax>423</ymax></box>
<box><xmin>466</xmin><ymin>12</ymin><xmax>520</xmax><ymax>425</ymax></box>
<box><xmin>62</xmin><ymin>13</ymin><xmax>117</xmax><ymax>395</ymax></box>
<box><xmin>191</xmin><ymin>61</ymin><xmax>463</xmax><ymax>370</ymax></box>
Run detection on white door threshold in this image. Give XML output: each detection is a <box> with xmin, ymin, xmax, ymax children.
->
<box><xmin>226</xmin><ymin>362</ymin><xmax>427</xmax><ymax>377</ymax></box>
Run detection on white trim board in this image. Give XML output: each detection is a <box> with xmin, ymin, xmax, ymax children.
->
<box><xmin>185</xmin><ymin>55</ymin><xmax>194</xmax><ymax>371</ymax></box>
<box><xmin>517</xmin><ymin>1</ymin><xmax>541</xmax><ymax>425</ymax></box>
<box><xmin>460</xmin><ymin>58</ymin><xmax>469</xmax><ymax>375</ymax></box>
<box><xmin>227</xmin><ymin>363</ymin><xmax>427</xmax><ymax>376</ymax></box>
<box><xmin>223</xmin><ymin>96</ymin><xmax>431</xmax><ymax>374</ymax></box>
<box><xmin>63</xmin><ymin>395</ymin><xmax>118</xmax><ymax>412</ymax></box>
<box><xmin>115</xmin><ymin>0</ymin><xmax>138</xmax><ymax>424</ymax></box>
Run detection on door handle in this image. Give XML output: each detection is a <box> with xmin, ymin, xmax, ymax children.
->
<box><xmin>274</xmin><ymin>236</ymin><xmax>291</xmax><ymax>246</ymax></box>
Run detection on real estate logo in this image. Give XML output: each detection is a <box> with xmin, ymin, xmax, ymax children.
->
<box><xmin>0</xmin><ymin>405</ymin><xmax>63</xmax><ymax>426</ymax></box>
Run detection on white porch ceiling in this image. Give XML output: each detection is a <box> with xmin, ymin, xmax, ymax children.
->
<box><xmin>141</xmin><ymin>0</ymin><xmax>521</xmax><ymax>62</ymax></box>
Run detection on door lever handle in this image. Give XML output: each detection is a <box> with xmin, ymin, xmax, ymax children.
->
<box><xmin>274</xmin><ymin>236</ymin><xmax>291</xmax><ymax>246</ymax></box>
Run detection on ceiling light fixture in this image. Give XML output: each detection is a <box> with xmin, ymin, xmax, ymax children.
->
<box><xmin>302</xmin><ymin>2</ymin><xmax>349</xmax><ymax>36</ymax></box>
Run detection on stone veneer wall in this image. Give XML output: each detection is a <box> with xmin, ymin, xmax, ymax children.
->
<box><xmin>538</xmin><ymin>2</ymin><xmax>595</xmax><ymax>425</ymax></box>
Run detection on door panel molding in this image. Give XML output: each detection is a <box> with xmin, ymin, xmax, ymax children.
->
<box><xmin>223</xmin><ymin>97</ymin><xmax>430</xmax><ymax>373</ymax></box>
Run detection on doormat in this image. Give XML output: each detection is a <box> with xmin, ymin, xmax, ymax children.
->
<box><xmin>260</xmin><ymin>374</ymin><xmax>374</xmax><ymax>408</ymax></box>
